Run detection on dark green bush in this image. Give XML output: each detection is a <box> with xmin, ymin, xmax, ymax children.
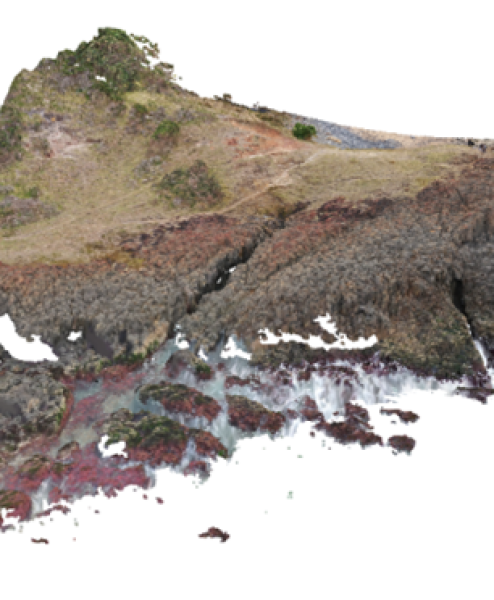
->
<box><xmin>0</xmin><ymin>104</ymin><xmax>24</xmax><ymax>161</ymax></box>
<box><xmin>133</xmin><ymin>103</ymin><xmax>149</xmax><ymax>119</ymax></box>
<box><xmin>153</xmin><ymin>120</ymin><xmax>180</xmax><ymax>139</ymax></box>
<box><xmin>53</xmin><ymin>28</ymin><xmax>162</xmax><ymax>102</ymax></box>
<box><xmin>292</xmin><ymin>123</ymin><xmax>317</xmax><ymax>141</ymax></box>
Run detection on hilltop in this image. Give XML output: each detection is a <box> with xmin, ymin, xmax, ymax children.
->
<box><xmin>0</xmin><ymin>26</ymin><xmax>485</xmax><ymax>267</ymax></box>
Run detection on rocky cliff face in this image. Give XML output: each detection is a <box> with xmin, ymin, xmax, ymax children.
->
<box><xmin>0</xmin><ymin>28</ymin><xmax>493</xmax><ymax>518</ymax></box>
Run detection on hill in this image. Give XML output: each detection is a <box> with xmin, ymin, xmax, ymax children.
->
<box><xmin>0</xmin><ymin>27</ymin><xmax>492</xmax><ymax>472</ymax></box>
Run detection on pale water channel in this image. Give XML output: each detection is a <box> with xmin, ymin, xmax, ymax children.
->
<box><xmin>1</xmin><ymin>311</ymin><xmax>493</xmax><ymax>599</ymax></box>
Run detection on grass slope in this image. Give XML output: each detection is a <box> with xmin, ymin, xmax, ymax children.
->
<box><xmin>0</xmin><ymin>27</ymin><xmax>480</xmax><ymax>268</ymax></box>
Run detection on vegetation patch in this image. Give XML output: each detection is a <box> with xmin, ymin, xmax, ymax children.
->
<box><xmin>153</xmin><ymin>159</ymin><xmax>224</xmax><ymax>209</ymax></box>
<box><xmin>0</xmin><ymin>104</ymin><xmax>24</xmax><ymax>165</ymax></box>
<box><xmin>46</xmin><ymin>28</ymin><xmax>167</xmax><ymax>102</ymax></box>
<box><xmin>292</xmin><ymin>123</ymin><xmax>317</xmax><ymax>141</ymax></box>
<box><xmin>104</xmin><ymin>410</ymin><xmax>187</xmax><ymax>449</ymax></box>
<box><xmin>152</xmin><ymin>119</ymin><xmax>180</xmax><ymax>139</ymax></box>
<box><xmin>195</xmin><ymin>362</ymin><xmax>211</xmax><ymax>375</ymax></box>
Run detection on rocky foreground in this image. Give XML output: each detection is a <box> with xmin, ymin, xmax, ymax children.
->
<box><xmin>0</xmin><ymin>27</ymin><xmax>493</xmax><ymax>527</ymax></box>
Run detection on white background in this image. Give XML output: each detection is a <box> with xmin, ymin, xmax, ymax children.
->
<box><xmin>1</xmin><ymin>2</ymin><xmax>494</xmax><ymax>599</ymax></box>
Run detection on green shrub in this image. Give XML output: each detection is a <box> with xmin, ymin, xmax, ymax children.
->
<box><xmin>0</xmin><ymin>104</ymin><xmax>24</xmax><ymax>160</ymax></box>
<box><xmin>153</xmin><ymin>120</ymin><xmax>180</xmax><ymax>140</ymax></box>
<box><xmin>53</xmin><ymin>28</ymin><xmax>162</xmax><ymax>103</ymax></box>
<box><xmin>133</xmin><ymin>103</ymin><xmax>149</xmax><ymax>119</ymax></box>
<box><xmin>292</xmin><ymin>123</ymin><xmax>317</xmax><ymax>141</ymax></box>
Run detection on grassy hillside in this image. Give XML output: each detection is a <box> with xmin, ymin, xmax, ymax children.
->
<box><xmin>0</xmin><ymin>27</ymin><xmax>479</xmax><ymax>268</ymax></box>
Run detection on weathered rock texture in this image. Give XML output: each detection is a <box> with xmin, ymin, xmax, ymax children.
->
<box><xmin>179</xmin><ymin>155</ymin><xmax>494</xmax><ymax>379</ymax></box>
<box><xmin>0</xmin><ymin>27</ymin><xmax>493</xmax><ymax>523</ymax></box>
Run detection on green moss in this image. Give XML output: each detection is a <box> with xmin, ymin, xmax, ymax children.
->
<box><xmin>217</xmin><ymin>447</ymin><xmax>228</xmax><ymax>459</ymax></box>
<box><xmin>106</xmin><ymin>412</ymin><xmax>187</xmax><ymax>450</ymax></box>
<box><xmin>112</xmin><ymin>350</ymin><xmax>145</xmax><ymax>366</ymax></box>
<box><xmin>133</xmin><ymin>102</ymin><xmax>149</xmax><ymax>119</ymax></box>
<box><xmin>195</xmin><ymin>362</ymin><xmax>211</xmax><ymax>375</ymax></box>
<box><xmin>55</xmin><ymin>404</ymin><xmax>65</xmax><ymax>427</ymax></box>
<box><xmin>52</xmin><ymin>462</ymin><xmax>66</xmax><ymax>476</ymax></box>
<box><xmin>146</xmin><ymin>339</ymin><xmax>160</xmax><ymax>356</ymax></box>
<box><xmin>104</xmin><ymin>434</ymin><xmax>123</xmax><ymax>448</ymax></box>
<box><xmin>95</xmin><ymin>358</ymin><xmax>112</xmax><ymax>373</ymax></box>
<box><xmin>0</xmin><ymin>490</ymin><xmax>21</xmax><ymax>508</ymax></box>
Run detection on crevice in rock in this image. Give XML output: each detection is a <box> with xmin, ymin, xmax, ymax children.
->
<box><xmin>452</xmin><ymin>276</ymin><xmax>476</xmax><ymax>337</ymax></box>
<box><xmin>164</xmin><ymin>220</ymin><xmax>285</xmax><ymax>353</ymax></box>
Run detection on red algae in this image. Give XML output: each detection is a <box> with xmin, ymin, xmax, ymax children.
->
<box><xmin>55</xmin><ymin>441</ymin><xmax>151</xmax><ymax>499</ymax></box>
<box><xmin>125</xmin><ymin>440</ymin><xmax>188</xmax><ymax>468</ymax></box>
<box><xmin>35</xmin><ymin>504</ymin><xmax>71</xmax><ymax>518</ymax></box>
<box><xmin>0</xmin><ymin>489</ymin><xmax>32</xmax><ymax>527</ymax></box>
<box><xmin>189</xmin><ymin>429</ymin><xmax>228</xmax><ymax>460</ymax></box>
<box><xmin>184</xmin><ymin>460</ymin><xmax>209</xmax><ymax>477</ymax></box>
<box><xmin>225</xmin><ymin>394</ymin><xmax>286</xmax><ymax>434</ymax></box>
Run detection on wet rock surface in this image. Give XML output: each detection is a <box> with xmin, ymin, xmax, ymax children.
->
<box><xmin>312</xmin><ymin>401</ymin><xmax>384</xmax><ymax>448</ymax></box>
<box><xmin>138</xmin><ymin>381</ymin><xmax>221</xmax><ymax>423</ymax></box>
<box><xmin>163</xmin><ymin>349</ymin><xmax>213</xmax><ymax>381</ymax></box>
<box><xmin>96</xmin><ymin>407</ymin><xmax>231</xmax><ymax>469</ymax></box>
<box><xmin>380</xmin><ymin>408</ymin><xmax>420</xmax><ymax>423</ymax></box>
<box><xmin>0</xmin><ymin>342</ymin><xmax>428</xmax><ymax>530</ymax></box>
<box><xmin>0</xmin><ymin>213</ymin><xmax>277</xmax><ymax>446</ymax></box>
<box><xmin>199</xmin><ymin>526</ymin><xmax>230</xmax><ymax>543</ymax></box>
<box><xmin>0</xmin><ymin>489</ymin><xmax>31</xmax><ymax>528</ymax></box>
<box><xmin>388</xmin><ymin>435</ymin><xmax>416</xmax><ymax>454</ymax></box>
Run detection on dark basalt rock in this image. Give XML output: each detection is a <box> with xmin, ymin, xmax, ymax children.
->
<box><xmin>388</xmin><ymin>435</ymin><xmax>416</xmax><ymax>454</ymax></box>
<box><xmin>138</xmin><ymin>381</ymin><xmax>221</xmax><ymax>423</ymax></box>
<box><xmin>198</xmin><ymin>526</ymin><xmax>230</xmax><ymax>543</ymax></box>
<box><xmin>455</xmin><ymin>386</ymin><xmax>494</xmax><ymax>404</ymax></box>
<box><xmin>1</xmin><ymin>26</ymin><xmax>494</xmax><ymax>526</ymax></box>
<box><xmin>99</xmin><ymin>408</ymin><xmax>228</xmax><ymax>467</ymax></box>
<box><xmin>164</xmin><ymin>349</ymin><xmax>213</xmax><ymax>381</ymax></box>
<box><xmin>34</xmin><ymin>504</ymin><xmax>71</xmax><ymax>518</ymax></box>
<box><xmin>312</xmin><ymin>401</ymin><xmax>383</xmax><ymax>448</ymax></box>
<box><xmin>296</xmin><ymin>395</ymin><xmax>325</xmax><ymax>422</ymax></box>
<box><xmin>56</xmin><ymin>440</ymin><xmax>80</xmax><ymax>462</ymax></box>
<box><xmin>225</xmin><ymin>394</ymin><xmax>286</xmax><ymax>434</ymax></box>
<box><xmin>380</xmin><ymin>407</ymin><xmax>420</xmax><ymax>423</ymax></box>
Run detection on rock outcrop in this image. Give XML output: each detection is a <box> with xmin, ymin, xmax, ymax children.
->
<box><xmin>0</xmin><ymin>27</ymin><xmax>492</xmax><ymax>523</ymax></box>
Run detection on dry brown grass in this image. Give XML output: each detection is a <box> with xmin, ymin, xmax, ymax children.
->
<box><xmin>0</xmin><ymin>69</ymin><xmax>481</xmax><ymax>266</ymax></box>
